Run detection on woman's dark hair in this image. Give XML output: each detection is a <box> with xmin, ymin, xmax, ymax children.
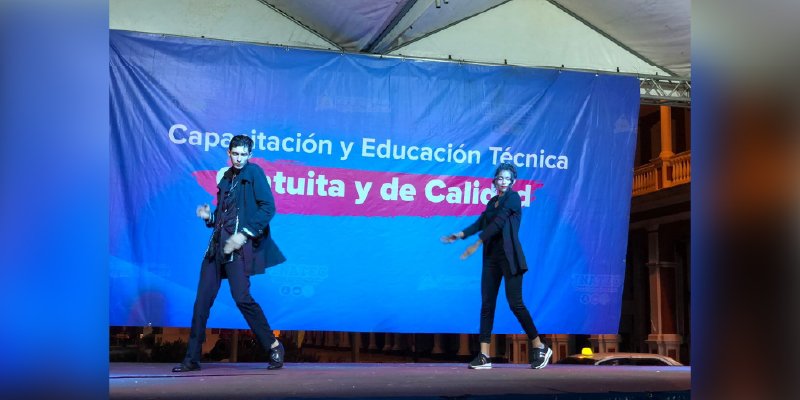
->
<box><xmin>493</xmin><ymin>162</ymin><xmax>517</xmax><ymax>183</ymax></box>
<box><xmin>229</xmin><ymin>135</ymin><xmax>254</xmax><ymax>152</ymax></box>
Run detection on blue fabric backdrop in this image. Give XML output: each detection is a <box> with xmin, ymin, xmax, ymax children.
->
<box><xmin>110</xmin><ymin>30</ymin><xmax>639</xmax><ymax>334</ymax></box>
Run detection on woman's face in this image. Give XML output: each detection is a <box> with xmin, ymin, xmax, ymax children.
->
<box><xmin>494</xmin><ymin>170</ymin><xmax>513</xmax><ymax>193</ymax></box>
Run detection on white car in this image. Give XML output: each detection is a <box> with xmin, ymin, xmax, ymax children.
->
<box><xmin>557</xmin><ymin>352</ymin><xmax>683</xmax><ymax>366</ymax></box>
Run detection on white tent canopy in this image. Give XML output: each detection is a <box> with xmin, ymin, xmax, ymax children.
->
<box><xmin>110</xmin><ymin>0</ymin><xmax>690</xmax><ymax>79</ymax></box>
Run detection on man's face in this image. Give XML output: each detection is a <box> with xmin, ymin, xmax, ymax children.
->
<box><xmin>228</xmin><ymin>145</ymin><xmax>251</xmax><ymax>170</ymax></box>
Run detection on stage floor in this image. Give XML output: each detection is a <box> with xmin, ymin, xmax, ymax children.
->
<box><xmin>110</xmin><ymin>362</ymin><xmax>690</xmax><ymax>399</ymax></box>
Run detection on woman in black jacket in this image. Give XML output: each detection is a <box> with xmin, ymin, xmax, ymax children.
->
<box><xmin>442</xmin><ymin>163</ymin><xmax>552</xmax><ymax>370</ymax></box>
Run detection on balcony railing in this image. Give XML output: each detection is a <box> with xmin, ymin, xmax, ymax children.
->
<box><xmin>633</xmin><ymin>163</ymin><xmax>659</xmax><ymax>196</ymax></box>
<box><xmin>632</xmin><ymin>151</ymin><xmax>691</xmax><ymax>196</ymax></box>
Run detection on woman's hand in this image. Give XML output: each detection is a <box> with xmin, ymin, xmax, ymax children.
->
<box><xmin>460</xmin><ymin>239</ymin><xmax>482</xmax><ymax>259</ymax></box>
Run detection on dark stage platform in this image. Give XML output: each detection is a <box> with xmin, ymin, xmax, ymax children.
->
<box><xmin>110</xmin><ymin>362</ymin><xmax>690</xmax><ymax>399</ymax></box>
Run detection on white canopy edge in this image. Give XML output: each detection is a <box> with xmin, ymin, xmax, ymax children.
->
<box><xmin>110</xmin><ymin>0</ymin><xmax>671</xmax><ymax>77</ymax></box>
<box><xmin>109</xmin><ymin>0</ymin><xmax>333</xmax><ymax>50</ymax></box>
<box><xmin>389</xmin><ymin>0</ymin><xmax>672</xmax><ymax>76</ymax></box>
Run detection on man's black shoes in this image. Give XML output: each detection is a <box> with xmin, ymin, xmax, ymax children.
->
<box><xmin>171</xmin><ymin>341</ymin><xmax>284</xmax><ymax>372</ymax></box>
<box><xmin>267</xmin><ymin>340</ymin><xmax>285</xmax><ymax>370</ymax></box>
<box><xmin>172</xmin><ymin>362</ymin><xmax>201</xmax><ymax>373</ymax></box>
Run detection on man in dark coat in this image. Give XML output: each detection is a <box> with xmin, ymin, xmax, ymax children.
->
<box><xmin>173</xmin><ymin>135</ymin><xmax>287</xmax><ymax>372</ymax></box>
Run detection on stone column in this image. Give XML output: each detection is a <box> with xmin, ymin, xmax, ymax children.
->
<box><xmin>391</xmin><ymin>333</ymin><xmax>403</xmax><ymax>351</ymax></box>
<box><xmin>368</xmin><ymin>332</ymin><xmax>378</xmax><ymax>351</ymax></box>
<box><xmin>457</xmin><ymin>334</ymin><xmax>471</xmax><ymax>356</ymax></box>
<box><xmin>646</xmin><ymin>333</ymin><xmax>682</xmax><ymax>360</ymax></box>
<box><xmin>229</xmin><ymin>329</ymin><xmax>239</xmax><ymax>362</ymax></box>
<box><xmin>350</xmin><ymin>333</ymin><xmax>361</xmax><ymax>362</ymax></box>
<box><xmin>314</xmin><ymin>330</ymin><xmax>323</xmax><ymax>346</ymax></box>
<box><xmin>382</xmin><ymin>333</ymin><xmax>392</xmax><ymax>352</ymax></box>
<box><xmin>659</xmin><ymin>105</ymin><xmax>675</xmax><ymax>187</ymax></box>
<box><xmin>324</xmin><ymin>331</ymin><xmax>336</xmax><ymax>347</ymax></box>
<box><xmin>506</xmin><ymin>334</ymin><xmax>529</xmax><ymax>364</ymax></box>
<box><xmin>589</xmin><ymin>334</ymin><xmax>621</xmax><ymax>353</ymax></box>
<box><xmin>542</xmin><ymin>334</ymin><xmax>570</xmax><ymax>363</ymax></box>
<box><xmin>659</xmin><ymin>106</ymin><xmax>674</xmax><ymax>160</ymax></box>
<box><xmin>646</xmin><ymin>225</ymin><xmax>683</xmax><ymax>361</ymax></box>
<box><xmin>431</xmin><ymin>334</ymin><xmax>444</xmax><ymax>355</ymax></box>
<box><xmin>338</xmin><ymin>331</ymin><xmax>350</xmax><ymax>348</ymax></box>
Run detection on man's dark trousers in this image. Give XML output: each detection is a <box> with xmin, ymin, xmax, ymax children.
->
<box><xmin>183</xmin><ymin>256</ymin><xmax>275</xmax><ymax>365</ymax></box>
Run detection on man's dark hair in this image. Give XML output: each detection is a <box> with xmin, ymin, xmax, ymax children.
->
<box><xmin>493</xmin><ymin>162</ymin><xmax>517</xmax><ymax>183</ymax></box>
<box><xmin>229</xmin><ymin>135</ymin><xmax>254</xmax><ymax>152</ymax></box>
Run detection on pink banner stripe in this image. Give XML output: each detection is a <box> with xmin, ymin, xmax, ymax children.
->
<box><xmin>193</xmin><ymin>159</ymin><xmax>543</xmax><ymax>217</ymax></box>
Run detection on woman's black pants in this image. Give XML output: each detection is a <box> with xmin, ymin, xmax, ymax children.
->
<box><xmin>478</xmin><ymin>255</ymin><xmax>539</xmax><ymax>343</ymax></box>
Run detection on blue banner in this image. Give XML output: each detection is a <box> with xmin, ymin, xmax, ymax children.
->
<box><xmin>110</xmin><ymin>30</ymin><xmax>639</xmax><ymax>334</ymax></box>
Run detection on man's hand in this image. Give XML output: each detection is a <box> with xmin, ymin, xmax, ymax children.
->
<box><xmin>223</xmin><ymin>232</ymin><xmax>248</xmax><ymax>254</ymax></box>
<box><xmin>460</xmin><ymin>240</ymin><xmax>482</xmax><ymax>260</ymax></box>
<box><xmin>440</xmin><ymin>231</ymin><xmax>464</xmax><ymax>244</ymax></box>
<box><xmin>196</xmin><ymin>204</ymin><xmax>211</xmax><ymax>221</ymax></box>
